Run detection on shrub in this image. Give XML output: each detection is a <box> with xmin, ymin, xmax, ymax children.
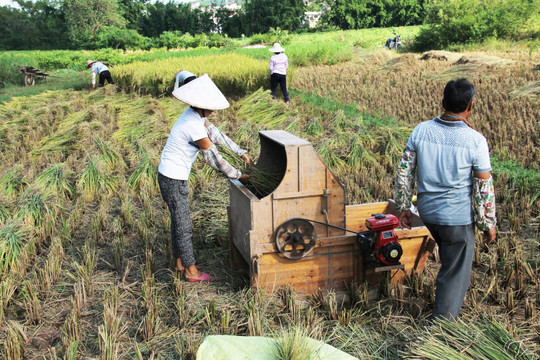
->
<box><xmin>248</xmin><ymin>28</ymin><xmax>290</xmax><ymax>46</ymax></box>
<box><xmin>154</xmin><ymin>31</ymin><xmax>231</xmax><ymax>50</ymax></box>
<box><xmin>207</xmin><ymin>33</ymin><xmax>233</xmax><ymax>48</ymax></box>
<box><xmin>412</xmin><ymin>0</ymin><xmax>537</xmax><ymax>51</ymax></box>
<box><xmin>0</xmin><ymin>56</ymin><xmax>21</xmax><ymax>87</ymax></box>
<box><xmin>155</xmin><ymin>31</ymin><xmax>194</xmax><ymax>49</ymax></box>
<box><xmin>96</xmin><ymin>26</ymin><xmax>151</xmax><ymax>50</ymax></box>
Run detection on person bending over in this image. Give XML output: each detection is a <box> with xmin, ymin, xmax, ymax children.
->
<box><xmin>87</xmin><ymin>60</ymin><xmax>114</xmax><ymax>89</ymax></box>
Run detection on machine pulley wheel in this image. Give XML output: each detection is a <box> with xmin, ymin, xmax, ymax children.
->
<box><xmin>274</xmin><ymin>218</ymin><xmax>317</xmax><ymax>260</ymax></box>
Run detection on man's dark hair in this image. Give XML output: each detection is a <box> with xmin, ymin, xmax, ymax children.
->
<box><xmin>442</xmin><ymin>78</ymin><xmax>476</xmax><ymax>113</ymax></box>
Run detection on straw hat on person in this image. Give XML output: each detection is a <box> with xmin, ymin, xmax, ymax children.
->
<box><xmin>86</xmin><ymin>59</ymin><xmax>96</xmax><ymax>68</ymax></box>
<box><xmin>175</xmin><ymin>70</ymin><xmax>196</xmax><ymax>85</ymax></box>
<box><xmin>269</xmin><ymin>43</ymin><xmax>285</xmax><ymax>53</ymax></box>
<box><xmin>172</xmin><ymin>74</ymin><xmax>230</xmax><ymax>110</ymax></box>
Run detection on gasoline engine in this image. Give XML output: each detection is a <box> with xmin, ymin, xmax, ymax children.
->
<box><xmin>274</xmin><ymin>214</ymin><xmax>403</xmax><ymax>266</ymax></box>
<box><xmin>357</xmin><ymin>214</ymin><xmax>403</xmax><ymax>265</ymax></box>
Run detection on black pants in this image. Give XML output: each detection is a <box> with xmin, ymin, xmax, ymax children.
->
<box><xmin>270</xmin><ymin>73</ymin><xmax>289</xmax><ymax>102</ymax></box>
<box><xmin>99</xmin><ymin>70</ymin><xmax>114</xmax><ymax>87</ymax></box>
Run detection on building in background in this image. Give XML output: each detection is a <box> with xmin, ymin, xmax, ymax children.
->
<box><xmin>305</xmin><ymin>11</ymin><xmax>322</xmax><ymax>27</ymax></box>
<box><xmin>303</xmin><ymin>0</ymin><xmax>325</xmax><ymax>28</ymax></box>
<box><xmin>224</xmin><ymin>1</ymin><xmax>241</xmax><ymax>11</ymax></box>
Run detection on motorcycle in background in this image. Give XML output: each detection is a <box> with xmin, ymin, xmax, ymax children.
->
<box><xmin>384</xmin><ymin>30</ymin><xmax>402</xmax><ymax>50</ymax></box>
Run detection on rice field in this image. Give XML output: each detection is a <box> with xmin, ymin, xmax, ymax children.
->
<box><xmin>0</xmin><ymin>34</ymin><xmax>539</xmax><ymax>359</ymax></box>
<box><xmin>113</xmin><ymin>53</ymin><xmax>269</xmax><ymax>97</ymax></box>
<box><xmin>292</xmin><ymin>49</ymin><xmax>540</xmax><ymax>230</ymax></box>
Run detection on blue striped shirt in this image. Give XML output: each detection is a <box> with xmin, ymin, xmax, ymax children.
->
<box><xmin>406</xmin><ymin>117</ymin><xmax>492</xmax><ymax>225</ymax></box>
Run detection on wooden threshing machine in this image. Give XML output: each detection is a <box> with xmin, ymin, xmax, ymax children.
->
<box><xmin>228</xmin><ymin>130</ymin><xmax>435</xmax><ymax>294</ymax></box>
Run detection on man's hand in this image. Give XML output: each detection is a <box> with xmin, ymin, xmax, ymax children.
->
<box><xmin>398</xmin><ymin>210</ymin><xmax>412</xmax><ymax>229</ymax></box>
<box><xmin>239</xmin><ymin>173</ymin><xmax>250</xmax><ymax>185</ymax></box>
<box><xmin>483</xmin><ymin>228</ymin><xmax>496</xmax><ymax>244</ymax></box>
<box><xmin>240</xmin><ymin>153</ymin><xmax>253</xmax><ymax>169</ymax></box>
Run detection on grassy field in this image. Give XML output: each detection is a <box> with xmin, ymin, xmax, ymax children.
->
<box><xmin>0</xmin><ymin>26</ymin><xmax>418</xmax><ymax>93</ymax></box>
<box><xmin>0</xmin><ymin>71</ymin><xmax>88</xmax><ymax>104</ymax></box>
<box><xmin>0</xmin><ymin>28</ymin><xmax>539</xmax><ymax>359</ymax></box>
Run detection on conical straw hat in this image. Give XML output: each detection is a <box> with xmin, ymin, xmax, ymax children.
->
<box><xmin>269</xmin><ymin>43</ymin><xmax>285</xmax><ymax>52</ymax></box>
<box><xmin>172</xmin><ymin>74</ymin><xmax>229</xmax><ymax>110</ymax></box>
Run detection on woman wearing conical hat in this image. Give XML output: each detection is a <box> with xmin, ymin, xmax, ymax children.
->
<box><xmin>268</xmin><ymin>43</ymin><xmax>289</xmax><ymax>104</ymax></box>
<box><xmin>158</xmin><ymin>74</ymin><xmax>252</xmax><ymax>282</ymax></box>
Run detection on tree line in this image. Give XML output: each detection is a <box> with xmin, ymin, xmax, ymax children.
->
<box><xmin>0</xmin><ymin>0</ymin><xmax>424</xmax><ymax>50</ymax></box>
<box><xmin>0</xmin><ymin>0</ymin><xmax>536</xmax><ymax>50</ymax></box>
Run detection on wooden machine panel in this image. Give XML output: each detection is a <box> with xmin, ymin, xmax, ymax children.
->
<box><xmin>229</xmin><ymin>131</ymin><xmax>434</xmax><ymax>294</ymax></box>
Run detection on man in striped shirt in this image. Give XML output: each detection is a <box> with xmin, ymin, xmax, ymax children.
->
<box><xmin>395</xmin><ymin>78</ymin><xmax>496</xmax><ymax>320</ymax></box>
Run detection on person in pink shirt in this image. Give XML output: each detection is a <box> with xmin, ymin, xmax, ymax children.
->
<box><xmin>269</xmin><ymin>43</ymin><xmax>289</xmax><ymax>104</ymax></box>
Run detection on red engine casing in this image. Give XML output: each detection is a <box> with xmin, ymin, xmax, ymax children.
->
<box><xmin>365</xmin><ymin>214</ymin><xmax>399</xmax><ymax>232</ymax></box>
<box><xmin>365</xmin><ymin>214</ymin><xmax>402</xmax><ymax>265</ymax></box>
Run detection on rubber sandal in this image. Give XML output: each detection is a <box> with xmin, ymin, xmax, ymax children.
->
<box><xmin>186</xmin><ymin>272</ymin><xmax>215</xmax><ymax>283</ymax></box>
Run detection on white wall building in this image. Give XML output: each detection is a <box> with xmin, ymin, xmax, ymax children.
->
<box><xmin>224</xmin><ymin>1</ymin><xmax>241</xmax><ymax>11</ymax></box>
<box><xmin>305</xmin><ymin>11</ymin><xmax>322</xmax><ymax>28</ymax></box>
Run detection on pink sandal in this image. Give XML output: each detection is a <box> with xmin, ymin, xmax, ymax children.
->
<box><xmin>186</xmin><ymin>272</ymin><xmax>215</xmax><ymax>283</ymax></box>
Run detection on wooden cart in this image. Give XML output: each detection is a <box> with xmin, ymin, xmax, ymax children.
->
<box><xmin>228</xmin><ymin>130</ymin><xmax>435</xmax><ymax>294</ymax></box>
<box><xmin>18</xmin><ymin>66</ymin><xmax>53</xmax><ymax>86</ymax></box>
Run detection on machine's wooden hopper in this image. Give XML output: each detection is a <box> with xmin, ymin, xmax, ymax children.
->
<box><xmin>228</xmin><ymin>130</ymin><xmax>434</xmax><ymax>294</ymax></box>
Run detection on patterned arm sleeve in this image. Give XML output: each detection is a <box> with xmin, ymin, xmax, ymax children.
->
<box><xmin>395</xmin><ymin>149</ymin><xmax>416</xmax><ymax>213</ymax></box>
<box><xmin>473</xmin><ymin>176</ymin><xmax>497</xmax><ymax>231</ymax></box>
<box><xmin>92</xmin><ymin>72</ymin><xmax>96</xmax><ymax>86</ymax></box>
<box><xmin>206</xmin><ymin>124</ymin><xmax>247</xmax><ymax>157</ymax></box>
<box><xmin>201</xmin><ymin>144</ymin><xmax>242</xmax><ymax>180</ymax></box>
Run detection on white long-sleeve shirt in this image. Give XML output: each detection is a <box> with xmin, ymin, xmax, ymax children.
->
<box><xmin>269</xmin><ymin>53</ymin><xmax>288</xmax><ymax>75</ymax></box>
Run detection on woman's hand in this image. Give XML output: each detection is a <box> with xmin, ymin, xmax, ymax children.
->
<box><xmin>241</xmin><ymin>153</ymin><xmax>253</xmax><ymax>169</ymax></box>
<box><xmin>239</xmin><ymin>173</ymin><xmax>250</xmax><ymax>185</ymax></box>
